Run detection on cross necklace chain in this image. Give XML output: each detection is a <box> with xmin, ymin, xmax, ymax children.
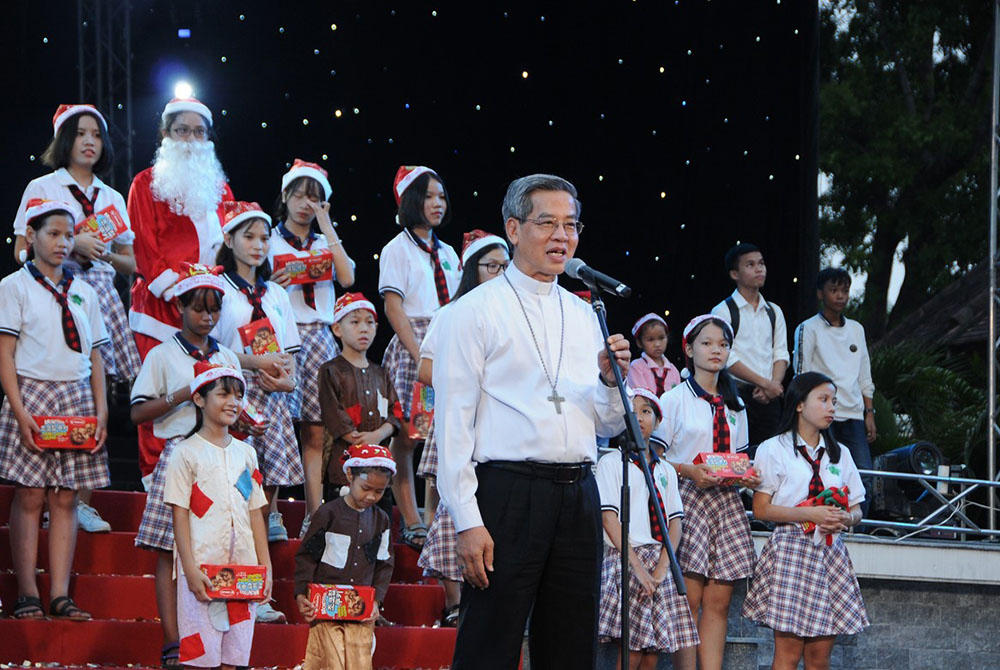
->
<box><xmin>504</xmin><ymin>273</ymin><xmax>566</xmax><ymax>414</ymax></box>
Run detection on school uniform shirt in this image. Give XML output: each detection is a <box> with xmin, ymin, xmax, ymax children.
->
<box><xmin>293</xmin><ymin>496</ymin><xmax>394</xmax><ymax>604</ymax></box>
<box><xmin>653</xmin><ymin>379</ymin><xmax>749</xmax><ymax>465</ymax></box>
<box><xmin>317</xmin><ymin>357</ymin><xmax>403</xmax><ymax>487</ymax></box>
<box><xmin>433</xmin><ymin>262</ymin><xmax>627</xmax><ymax>532</ymax></box>
<box><xmin>626</xmin><ymin>352</ymin><xmax>681</xmax><ymax>395</ymax></box>
<box><xmin>127</xmin><ymin>167</ymin><xmax>235</xmax><ymax>344</ymax></box>
<box><xmin>711</xmin><ymin>290</ymin><xmax>789</xmax><ymax>384</ymax></box>
<box><xmin>0</xmin><ymin>264</ymin><xmax>108</xmax><ymax>381</ymax></box>
<box><xmin>268</xmin><ymin>224</ymin><xmax>356</xmax><ymax>324</ymax></box>
<box><xmin>793</xmin><ymin>314</ymin><xmax>874</xmax><ymax>421</ymax></box>
<box><xmin>162</xmin><ymin>433</ymin><xmax>268</xmax><ymax>569</ymax></box>
<box><xmin>754</xmin><ymin>431</ymin><xmax>866</xmax><ymax>508</ymax></box>
<box><xmin>377</xmin><ymin>229</ymin><xmax>461</xmax><ymax>318</ymax></box>
<box><xmin>596</xmin><ymin>450</ymin><xmax>684</xmax><ymax>547</ymax></box>
<box><xmin>418</xmin><ymin>302</ymin><xmax>453</xmax><ymax>363</ymax></box>
<box><xmin>211</xmin><ymin>275</ymin><xmax>302</xmax><ymax>355</ymax></box>
<box><xmin>130</xmin><ymin>334</ymin><xmax>242</xmax><ymax>439</ymax></box>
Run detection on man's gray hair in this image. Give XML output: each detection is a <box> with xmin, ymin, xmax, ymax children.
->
<box><xmin>501</xmin><ymin>174</ymin><xmax>582</xmax><ymax>222</ymax></box>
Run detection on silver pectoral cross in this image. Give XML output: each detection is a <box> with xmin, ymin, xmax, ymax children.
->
<box><xmin>548</xmin><ymin>390</ymin><xmax>566</xmax><ymax>414</ymax></box>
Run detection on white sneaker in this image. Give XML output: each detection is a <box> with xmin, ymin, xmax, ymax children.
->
<box><xmin>255</xmin><ymin>601</ymin><xmax>287</xmax><ymax>623</ymax></box>
<box><xmin>267</xmin><ymin>512</ymin><xmax>288</xmax><ymax>542</ymax></box>
<box><xmin>77</xmin><ymin>501</ymin><xmax>111</xmax><ymax>533</ymax></box>
<box><xmin>298</xmin><ymin>512</ymin><xmax>311</xmax><ymax>539</ymax></box>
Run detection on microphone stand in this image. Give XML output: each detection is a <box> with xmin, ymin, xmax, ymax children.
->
<box><xmin>585</xmin><ymin>287</ymin><xmax>685</xmax><ymax>670</ymax></box>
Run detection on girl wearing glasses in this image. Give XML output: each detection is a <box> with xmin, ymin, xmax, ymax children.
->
<box><xmin>377</xmin><ymin>165</ymin><xmax>461</xmax><ymax>550</ymax></box>
<box><xmin>416</xmin><ymin>229</ymin><xmax>510</xmax><ymax>626</ymax></box>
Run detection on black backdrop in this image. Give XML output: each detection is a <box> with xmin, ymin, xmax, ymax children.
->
<box><xmin>4</xmin><ymin>0</ymin><xmax>819</xmax><ymax>373</ymax></box>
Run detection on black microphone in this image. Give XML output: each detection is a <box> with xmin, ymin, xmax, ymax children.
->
<box><xmin>565</xmin><ymin>258</ymin><xmax>632</xmax><ymax>298</ymax></box>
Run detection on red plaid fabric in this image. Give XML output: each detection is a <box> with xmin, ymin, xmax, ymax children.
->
<box><xmin>628</xmin><ymin>452</ymin><xmax>668</xmax><ymax>544</ymax></box>
<box><xmin>701</xmin><ymin>394</ymin><xmax>730</xmax><ymax>453</ymax></box>
<box><xmin>226</xmin><ymin>271</ymin><xmax>268</xmax><ymax>321</ymax></box>
<box><xmin>243</xmin><ymin>370</ymin><xmax>304</xmax><ymax>486</ymax></box>
<box><xmin>411</xmin><ymin>231</ymin><xmax>450</xmax><ymax>306</ymax></box>
<box><xmin>66</xmin><ymin>184</ymin><xmax>99</xmax><ymax>217</ymax></box>
<box><xmin>135</xmin><ymin>435</ymin><xmax>186</xmax><ymax>551</ymax></box>
<box><xmin>796</xmin><ymin>445</ymin><xmax>827</xmax><ymax>498</ymax></box>
<box><xmin>26</xmin><ymin>262</ymin><xmax>82</xmax><ymax>352</ymax></box>
<box><xmin>652</xmin><ymin>369</ymin><xmax>667</xmax><ymax>396</ymax></box>
<box><xmin>277</xmin><ymin>223</ymin><xmax>318</xmax><ymax>309</ymax></box>
<box><xmin>418</xmin><ymin>503</ymin><xmax>462</xmax><ymax>582</ymax></box>
<box><xmin>676</xmin><ymin>478</ymin><xmax>756</xmax><ymax>580</ymax></box>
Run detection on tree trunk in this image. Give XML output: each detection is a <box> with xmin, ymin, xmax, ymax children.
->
<box><xmin>862</xmin><ymin>222</ymin><xmax>905</xmax><ymax>339</ymax></box>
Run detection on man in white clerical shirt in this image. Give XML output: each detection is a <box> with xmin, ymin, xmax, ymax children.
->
<box><xmin>434</xmin><ymin>174</ymin><xmax>632</xmax><ymax>669</ymax></box>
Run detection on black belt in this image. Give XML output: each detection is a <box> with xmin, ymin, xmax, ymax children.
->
<box><xmin>480</xmin><ymin>460</ymin><xmax>592</xmax><ymax>484</ymax></box>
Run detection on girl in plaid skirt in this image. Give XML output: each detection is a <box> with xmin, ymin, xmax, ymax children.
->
<box><xmin>653</xmin><ymin>315</ymin><xmax>761</xmax><ymax>670</ymax></box>
<box><xmin>595</xmin><ymin>389</ymin><xmax>698</xmax><ymax>669</ymax></box>
<box><xmin>378</xmin><ymin>166</ymin><xmax>461</xmax><ymax>549</ymax></box>
<box><xmin>416</xmin><ymin>230</ymin><xmax>509</xmax><ymax>625</ymax></box>
<box><xmin>742</xmin><ymin>372</ymin><xmax>869</xmax><ymax>669</ymax></box>
<box><xmin>0</xmin><ymin>200</ymin><xmax>110</xmax><ymax>622</ymax></box>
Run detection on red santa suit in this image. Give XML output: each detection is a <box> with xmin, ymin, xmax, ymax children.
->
<box><xmin>127</xmin><ymin>166</ymin><xmax>234</xmax><ymax>478</ymax></box>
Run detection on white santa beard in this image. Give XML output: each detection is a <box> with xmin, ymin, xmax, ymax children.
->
<box><xmin>150</xmin><ymin>137</ymin><xmax>227</xmax><ymax>219</ymax></box>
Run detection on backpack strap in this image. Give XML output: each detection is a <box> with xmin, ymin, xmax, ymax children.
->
<box><xmin>724</xmin><ymin>296</ymin><xmax>740</xmax><ymax>336</ymax></box>
<box><xmin>764</xmin><ymin>301</ymin><xmax>776</xmax><ymax>342</ymax></box>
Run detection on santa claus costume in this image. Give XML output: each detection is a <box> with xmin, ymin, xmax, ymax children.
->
<box><xmin>126</xmin><ymin>97</ymin><xmax>234</xmax><ymax>479</ymax></box>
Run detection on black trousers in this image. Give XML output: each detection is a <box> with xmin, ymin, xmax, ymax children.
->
<box><xmin>451</xmin><ymin>464</ymin><xmax>602</xmax><ymax>670</ymax></box>
<box><xmin>738</xmin><ymin>384</ymin><xmax>784</xmax><ymax>457</ymax></box>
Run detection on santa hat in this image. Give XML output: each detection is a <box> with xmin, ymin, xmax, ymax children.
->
<box><xmin>333</xmin><ymin>292</ymin><xmax>377</xmax><ymax>323</ymax></box>
<box><xmin>162</xmin><ymin>97</ymin><xmax>213</xmax><ymax>126</ymax></box>
<box><xmin>190</xmin><ymin>361</ymin><xmax>244</xmax><ymax>395</ymax></box>
<box><xmin>282</xmin><ymin>159</ymin><xmax>332</xmax><ymax>200</ymax></box>
<box><xmin>461</xmin><ymin>229</ymin><xmax>508</xmax><ymax>267</ymax></box>
<box><xmin>222</xmin><ymin>201</ymin><xmax>270</xmax><ymax>234</ymax></box>
<box><xmin>52</xmin><ymin>104</ymin><xmax>107</xmax><ymax>137</ymax></box>
<box><xmin>631</xmin><ymin>313</ymin><xmax>669</xmax><ymax>339</ymax></box>
<box><xmin>342</xmin><ymin>444</ymin><xmax>396</xmax><ymax>475</ymax></box>
<box><xmin>393</xmin><ymin>165</ymin><xmax>435</xmax><ymax>206</ymax></box>
<box><xmin>631</xmin><ymin>387</ymin><xmax>663</xmax><ymax>421</ymax></box>
<box><xmin>173</xmin><ymin>262</ymin><xmax>225</xmax><ymax>297</ymax></box>
<box><xmin>20</xmin><ymin>198</ymin><xmax>76</xmax><ymax>263</ymax></box>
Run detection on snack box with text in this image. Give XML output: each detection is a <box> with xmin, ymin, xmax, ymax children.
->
<box><xmin>200</xmin><ymin>564</ymin><xmax>267</xmax><ymax>600</ymax></box>
<box><xmin>692</xmin><ymin>452</ymin><xmax>756</xmax><ymax>485</ymax></box>
<box><xmin>32</xmin><ymin>416</ymin><xmax>97</xmax><ymax>450</ymax></box>
<box><xmin>408</xmin><ymin>381</ymin><xmax>434</xmax><ymax>440</ymax></box>
<box><xmin>75</xmin><ymin>205</ymin><xmax>128</xmax><ymax>243</ymax></box>
<box><xmin>272</xmin><ymin>250</ymin><xmax>334</xmax><ymax>285</ymax></box>
<box><xmin>240</xmin><ymin>401</ymin><xmax>265</xmax><ymax>429</ymax></box>
<box><xmin>308</xmin><ymin>584</ymin><xmax>376</xmax><ymax>621</ymax></box>
<box><xmin>238</xmin><ymin>317</ymin><xmax>281</xmax><ymax>355</ymax></box>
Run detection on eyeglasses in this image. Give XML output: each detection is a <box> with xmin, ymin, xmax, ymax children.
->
<box><xmin>478</xmin><ymin>261</ymin><xmax>509</xmax><ymax>275</ymax></box>
<box><xmin>518</xmin><ymin>218</ymin><xmax>584</xmax><ymax>236</ymax></box>
<box><xmin>171</xmin><ymin>125</ymin><xmax>208</xmax><ymax>139</ymax></box>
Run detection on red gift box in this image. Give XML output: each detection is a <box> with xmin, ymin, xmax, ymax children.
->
<box><xmin>692</xmin><ymin>452</ymin><xmax>756</xmax><ymax>485</ymax></box>
<box><xmin>308</xmin><ymin>584</ymin><xmax>376</xmax><ymax>621</ymax></box>
<box><xmin>238</xmin><ymin>317</ymin><xmax>281</xmax><ymax>355</ymax></box>
<box><xmin>75</xmin><ymin>205</ymin><xmax>128</xmax><ymax>243</ymax></box>
<box><xmin>272</xmin><ymin>250</ymin><xmax>334</xmax><ymax>285</ymax></box>
<box><xmin>200</xmin><ymin>564</ymin><xmax>267</xmax><ymax>600</ymax></box>
<box><xmin>408</xmin><ymin>381</ymin><xmax>434</xmax><ymax>440</ymax></box>
<box><xmin>32</xmin><ymin>415</ymin><xmax>97</xmax><ymax>450</ymax></box>
<box><xmin>230</xmin><ymin>402</ymin><xmax>265</xmax><ymax>440</ymax></box>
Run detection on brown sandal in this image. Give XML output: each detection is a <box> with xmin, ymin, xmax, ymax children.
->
<box><xmin>49</xmin><ymin>595</ymin><xmax>91</xmax><ymax>621</ymax></box>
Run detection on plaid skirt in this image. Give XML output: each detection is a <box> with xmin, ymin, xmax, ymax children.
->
<box><xmin>382</xmin><ymin>317</ymin><xmax>431</xmax><ymax>419</ymax></box>
<box><xmin>289</xmin><ymin>322</ymin><xmax>339</xmax><ymax>422</ymax></box>
<box><xmin>676</xmin><ymin>478</ymin><xmax>755</xmax><ymax>581</ymax></box>
<box><xmin>244</xmin><ymin>370</ymin><xmax>305</xmax><ymax>487</ymax></box>
<box><xmin>417</xmin><ymin>502</ymin><xmax>462</xmax><ymax>582</ymax></box>
<box><xmin>598</xmin><ymin>544</ymin><xmax>700</xmax><ymax>653</ymax></box>
<box><xmin>76</xmin><ymin>263</ymin><xmax>141</xmax><ymax>382</ymax></box>
<box><xmin>742</xmin><ymin>523</ymin><xmax>869</xmax><ymax>637</ymax></box>
<box><xmin>136</xmin><ymin>435</ymin><xmax>186</xmax><ymax>551</ymax></box>
<box><xmin>0</xmin><ymin>376</ymin><xmax>109</xmax><ymax>490</ymax></box>
<box><xmin>416</xmin><ymin>419</ymin><xmax>438</xmax><ymax>479</ymax></box>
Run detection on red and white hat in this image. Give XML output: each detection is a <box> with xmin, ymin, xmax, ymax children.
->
<box><xmin>282</xmin><ymin>159</ymin><xmax>332</xmax><ymax>200</ymax></box>
<box><xmin>162</xmin><ymin>97</ymin><xmax>213</xmax><ymax>126</ymax></box>
<box><xmin>681</xmin><ymin>314</ymin><xmax>733</xmax><ymax>353</ymax></box>
<box><xmin>222</xmin><ymin>201</ymin><xmax>270</xmax><ymax>234</ymax></box>
<box><xmin>52</xmin><ymin>104</ymin><xmax>107</xmax><ymax>137</ymax></box>
<box><xmin>631</xmin><ymin>387</ymin><xmax>663</xmax><ymax>420</ymax></box>
<box><xmin>392</xmin><ymin>165</ymin><xmax>435</xmax><ymax>205</ymax></box>
<box><xmin>631</xmin><ymin>313</ymin><xmax>669</xmax><ymax>339</ymax></box>
<box><xmin>342</xmin><ymin>444</ymin><xmax>396</xmax><ymax>475</ymax></box>
<box><xmin>24</xmin><ymin>198</ymin><xmax>75</xmax><ymax>227</ymax></box>
<box><xmin>173</xmin><ymin>262</ymin><xmax>225</xmax><ymax>297</ymax></box>
<box><xmin>461</xmin><ymin>229</ymin><xmax>508</xmax><ymax>267</ymax></box>
<box><xmin>190</xmin><ymin>360</ymin><xmax>245</xmax><ymax>395</ymax></box>
<box><xmin>333</xmin><ymin>292</ymin><xmax>377</xmax><ymax>323</ymax></box>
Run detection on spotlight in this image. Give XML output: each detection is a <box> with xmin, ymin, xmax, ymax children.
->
<box><xmin>871</xmin><ymin>442</ymin><xmax>946</xmax><ymax>522</ymax></box>
<box><xmin>174</xmin><ymin>81</ymin><xmax>194</xmax><ymax>99</ymax></box>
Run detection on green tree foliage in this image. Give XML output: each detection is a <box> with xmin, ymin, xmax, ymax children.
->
<box><xmin>819</xmin><ymin>1</ymin><xmax>993</xmax><ymax>338</ymax></box>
